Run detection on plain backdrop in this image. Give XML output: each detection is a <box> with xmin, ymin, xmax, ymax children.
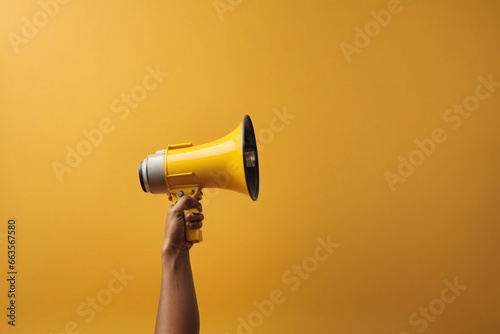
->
<box><xmin>1</xmin><ymin>1</ymin><xmax>499</xmax><ymax>333</ymax></box>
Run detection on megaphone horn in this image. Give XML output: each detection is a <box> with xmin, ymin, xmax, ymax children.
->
<box><xmin>138</xmin><ymin>114</ymin><xmax>260</xmax><ymax>242</ymax></box>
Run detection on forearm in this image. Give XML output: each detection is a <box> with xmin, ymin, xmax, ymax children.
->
<box><xmin>155</xmin><ymin>249</ymin><xmax>200</xmax><ymax>334</ymax></box>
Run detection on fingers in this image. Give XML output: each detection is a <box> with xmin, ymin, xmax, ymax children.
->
<box><xmin>186</xmin><ymin>193</ymin><xmax>204</xmax><ymax>230</ymax></box>
<box><xmin>174</xmin><ymin>194</ymin><xmax>203</xmax><ymax>212</ymax></box>
<box><xmin>185</xmin><ymin>212</ymin><xmax>204</xmax><ymax>229</ymax></box>
<box><xmin>167</xmin><ymin>194</ymin><xmax>204</xmax><ymax>233</ymax></box>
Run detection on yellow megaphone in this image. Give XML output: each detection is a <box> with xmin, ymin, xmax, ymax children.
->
<box><xmin>138</xmin><ymin>115</ymin><xmax>259</xmax><ymax>243</ymax></box>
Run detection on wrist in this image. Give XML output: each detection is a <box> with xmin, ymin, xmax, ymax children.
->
<box><xmin>161</xmin><ymin>235</ymin><xmax>191</xmax><ymax>255</ymax></box>
<box><xmin>161</xmin><ymin>242</ymin><xmax>190</xmax><ymax>263</ymax></box>
<box><xmin>161</xmin><ymin>248</ymin><xmax>191</xmax><ymax>276</ymax></box>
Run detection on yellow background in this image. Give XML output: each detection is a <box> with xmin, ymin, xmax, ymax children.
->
<box><xmin>1</xmin><ymin>0</ymin><xmax>499</xmax><ymax>333</ymax></box>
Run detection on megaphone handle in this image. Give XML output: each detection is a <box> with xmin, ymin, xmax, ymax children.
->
<box><xmin>184</xmin><ymin>206</ymin><xmax>203</xmax><ymax>243</ymax></box>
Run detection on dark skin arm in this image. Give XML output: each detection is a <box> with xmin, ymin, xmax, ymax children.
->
<box><xmin>154</xmin><ymin>194</ymin><xmax>204</xmax><ymax>334</ymax></box>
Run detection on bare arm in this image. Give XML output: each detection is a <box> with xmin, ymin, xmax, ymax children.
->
<box><xmin>154</xmin><ymin>195</ymin><xmax>203</xmax><ymax>334</ymax></box>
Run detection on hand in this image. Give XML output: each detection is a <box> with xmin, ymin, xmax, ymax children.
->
<box><xmin>162</xmin><ymin>192</ymin><xmax>204</xmax><ymax>255</ymax></box>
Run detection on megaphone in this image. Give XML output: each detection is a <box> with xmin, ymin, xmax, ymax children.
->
<box><xmin>138</xmin><ymin>114</ymin><xmax>259</xmax><ymax>243</ymax></box>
